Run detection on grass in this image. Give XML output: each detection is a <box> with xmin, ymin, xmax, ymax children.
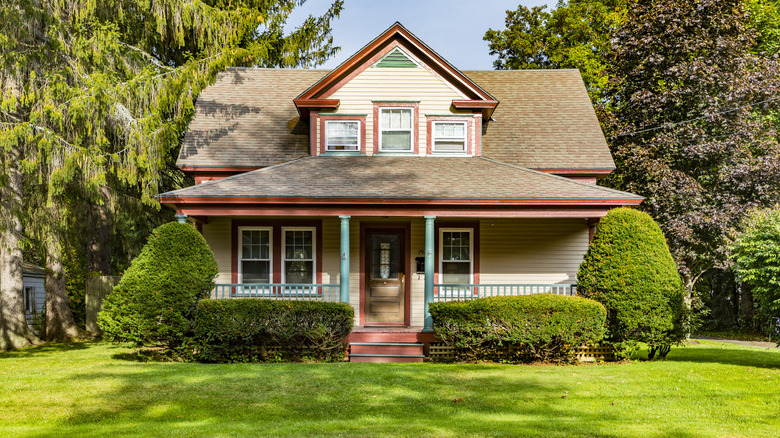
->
<box><xmin>1</xmin><ymin>340</ymin><xmax>779</xmax><ymax>437</ymax></box>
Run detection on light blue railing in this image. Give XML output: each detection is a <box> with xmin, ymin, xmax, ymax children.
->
<box><xmin>433</xmin><ymin>283</ymin><xmax>576</xmax><ymax>302</ymax></box>
<box><xmin>213</xmin><ymin>283</ymin><xmax>340</xmax><ymax>301</ymax></box>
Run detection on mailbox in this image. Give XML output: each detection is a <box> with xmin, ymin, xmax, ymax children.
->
<box><xmin>415</xmin><ymin>257</ymin><xmax>425</xmax><ymax>273</ymax></box>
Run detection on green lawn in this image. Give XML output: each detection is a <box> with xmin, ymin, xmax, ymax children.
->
<box><xmin>1</xmin><ymin>341</ymin><xmax>778</xmax><ymax>437</ymax></box>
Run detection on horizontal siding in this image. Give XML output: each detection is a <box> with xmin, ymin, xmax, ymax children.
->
<box><xmin>23</xmin><ymin>275</ymin><xmax>45</xmax><ymax>328</ymax></box>
<box><xmin>202</xmin><ymin>218</ymin><xmax>232</xmax><ymax>285</ymax></box>
<box><xmin>479</xmin><ymin>219</ymin><xmax>589</xmax><ymax>284</ymax></box>
<box><xmin>328</xmin><ymin>67</ymin><xmax>468</xmax><ymax>156</ymax></box>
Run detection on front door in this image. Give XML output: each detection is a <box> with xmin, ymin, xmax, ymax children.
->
<box><xmin>364</xmin><ymin>228</ymin><xmax>406</xmax><ymax>325</ymax></box>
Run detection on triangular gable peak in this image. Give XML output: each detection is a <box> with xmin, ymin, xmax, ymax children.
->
<box><xmin>294</xmin><ymin>22</ymin><xmax>498</xmax><ymax>119</ymax></box>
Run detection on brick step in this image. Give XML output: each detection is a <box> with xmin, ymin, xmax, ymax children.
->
<box><xmin>350</xmin><ymin>342</ymin><xmax>424</xmax><ymax>356</ymax></box>
<box><xmin>348</xmin><ymin>332</ymin><xmax>434</xmax><ymax>344</ymax></box>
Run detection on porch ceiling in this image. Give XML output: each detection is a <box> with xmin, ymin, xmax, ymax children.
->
<box><xmin>160</xmin><ymin>156</ymin><xmax>642</xmax><ymax>209</ymax></box>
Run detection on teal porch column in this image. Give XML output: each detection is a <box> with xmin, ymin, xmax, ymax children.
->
<box><xmin>339</xmin><ymin>216</ymin><xmax>350</xmax><ymax>303</ymax></box>
<box><xmin>175</xmin><ymin>213</ymin><xmax>187</xmax><ymax>224</ymax></box>
<box><xmin>423</xmin><ymin>216</ymin><xmax>436</xmax><ymax>331</ymax></box>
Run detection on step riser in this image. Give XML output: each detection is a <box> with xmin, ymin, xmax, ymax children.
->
<box><xmin>351</xmin><ymin>345</ymin><xmax>423</xmax><ymax>356</ymax></box>
<box><xmin>350</xmin><ymin>356</ymin><xmax>423</xmax><ymax>363</ymax></box>
<box><xmin>348</xmin><ymin>333</ymin><xmax>434</xmax><ymax>343</ymax></box>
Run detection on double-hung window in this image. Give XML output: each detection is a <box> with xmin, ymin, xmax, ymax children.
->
<box><xmin>379</xmin><ymin>108</ymin><xmax>413</xmax><ymax>152</ymax></box>
<box><xmin>325</xmin><ymin>120</ymin><xmax>360</xmax><ymax>151</ymax></box>
<box><xmin>282</xmin><ymin>228</ymin><xmax>316</xmax><ymax>285</ymax></box>
<box><xmin>432</xmin><ymin>121</ymin><xmax>467</xmax><ymax>153</ymax></box>
<box><xmin>439</xmin><ymin>229</ymin><xmax>473</xmax><ymax>285</ymax></box>
<box><xmin>238</xmin><ymin>227</ymin><xmax>272</xmax><ymax>284</ymax></box>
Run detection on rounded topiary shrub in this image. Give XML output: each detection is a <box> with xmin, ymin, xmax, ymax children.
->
<box><xmin>98</xmin><ymin>222</ymin><xmax>218</xmax><ymax>349</ymax></box>
<box><xmin>577</xmin><ymin>207</ymin><xmax>685</xmax><ymax>359</ymax></box>
<box><xmin>430</xmin><ymin>294</ymin><xmax>607</xmax><ymax>363</ymax></box>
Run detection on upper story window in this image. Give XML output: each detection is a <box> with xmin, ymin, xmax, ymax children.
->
<box><xmin>379</xmin><ymin>108</ymin><xmax>414</xmax><ymax>152</ymax></box>
<box><xmin>325</xmin><ymin>121</ymin><xmax>360</xmax><ymax>152</ymax></box>
<box><xmin>432</xmin><ymin>121</ymin><xmax>467</xmax><ymax>153</ymax></box>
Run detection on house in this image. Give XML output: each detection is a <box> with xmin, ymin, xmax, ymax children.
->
<box><xmin>3</xmin><ymin>262</ymin><xmax>47</xmax><ymax>333</ymax></box>
<box><xmin>159</xmin><ymin>23</ymin><xmax>642</xmax><ymax>362</ymax></box>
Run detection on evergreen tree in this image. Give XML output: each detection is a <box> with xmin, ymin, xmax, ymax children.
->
<box><xmin>0</xmin><ymin>0</ymin><xmax>343</xmax><ymax>347</ymax></box>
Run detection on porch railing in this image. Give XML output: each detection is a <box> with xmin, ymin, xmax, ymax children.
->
<box><xmin>212</xmin><ymin>283</ymin><xmax>340</xmax><ymax>302</ymax></box>
<box><xmin>433</xmin><ymin>283</ymin><xmax>576</xmax><ymax>303</ymax></box>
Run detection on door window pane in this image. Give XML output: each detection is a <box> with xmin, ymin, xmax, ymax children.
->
<box><xmin>372</xmin><ymin>234</ymin><xmax>399</xmax><ymax>279</ymax></box>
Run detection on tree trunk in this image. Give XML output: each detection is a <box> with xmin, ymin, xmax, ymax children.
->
<box><xmin>87</xmin><ymin>187</ymin><xmax>111</xmax><ymax>275</ymax></box>
<box><xmin>0</xmin><ymin>146</ymin><xmax>42</xmax><ymax>350</ymax></box>
<box><xmin>44</xmin><ymin>226</ymin><xmax>88</xmax><ymax>341</ymax></box>
<box><xmin>739</xmin><ymin>282</ymin><xmax>754</xmax><ymax>330</ymax></box>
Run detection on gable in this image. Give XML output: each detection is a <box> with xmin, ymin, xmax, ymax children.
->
<box><xmin>373</xmin><ymin>48</ymin><xmax>417</xmax><ymax>68</ymax></box>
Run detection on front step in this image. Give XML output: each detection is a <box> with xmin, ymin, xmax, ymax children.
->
<box><xmin>349</xmin><ymin>342</ymin><xmax>424</xmax><ymax>363</ymax></box>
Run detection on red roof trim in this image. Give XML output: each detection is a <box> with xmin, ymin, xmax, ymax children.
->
<box><xmin>159</xmin><ymin>195</ymin><xmax>642</xmax><ymax>206</ymax></box>
<box><xmin>179</xmin><ymin>166</ymin><xmax>261</xmax><ymax>173</ymax></box>
<box><xmin>537</xmin><ymin>168</ymin><xmax>614</xmax><ymax>176</ymax></box>
<box><xmin>294</xmin><ymin>23</ymin><xmax>497</xmax><ymax>117</ymax></box>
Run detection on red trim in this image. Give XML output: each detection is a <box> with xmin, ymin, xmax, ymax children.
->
<box><xmin>295</xmin><ymin>23</ymin><xmax>495</xmax><ymax>104</ymax></box>
<box><xmin>434</xmin><ymin>221</ymin><xmax>480</xmax><ymax>291</ymax></box>
<box><xmin>451</xmin><ymin>100</ymin><xmax>499</xmax><ymax>109</ymax></box>
<box><xmin>537</xmin><ymin>169</ymin><xmax>615</xmax><ymax>177</ymax></box>
<box><xmin>320</xmin><ymin>41</ymin><xmax>405</xmax><ymax>99</ymax></box>
<box><xmin>161</xmin><ymin>195</ymin><xmax>643</xmax><ymax>206</ymax></box>
<box><xmin>310</xmin><ymin>111</ymin><xmax>319</xmax><ymax>156</ymax></box>
<box><xmin>359</xmin><ymin>222</ymin><xmax>412</xmax><ymax>327</ymax></box>
<box><xmin>373</xmin><ymin>102</ymin><xmax>420</xmax><ymax>154</ymax></box>
<box><xmin>319</xmin><ymin>115</ymin><xmax>367</xmax><ymax>154</ymax></box>
<box><xmin>172</xmin><ymin>205</ymin><xmax>618</xmax><ymax>219</ymax></box>
<box><xmin>474</xmin><ymin>114</ymin><xmax>482</xmax><ymax>157</ymax></box>
<box><xmin>231</xmin><ymin>219</ymin><xmax>323</xmax><ymax>287</ymax></box>
<box><xmin>426</xmin><ymin>116</ymin><xmax>474</xmax><ymax>155</ymax></box>
<box><xmin>180</xmin><ymin>166</ymin><xmax>261</xmax><ymax>173</ymax></box>
<box><xmin>293</xmin><ymin>98</ymin><xmax>340</xmax><ymax>117</ymax></box>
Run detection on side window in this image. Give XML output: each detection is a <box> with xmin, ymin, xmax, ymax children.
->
<box><xmin>238</xmin><ymin>228</ymin><xmax>272</xmax><ymax>283</ymax></box>
<box><xmin>432</xmin><ymin>121</ymin><xmax>467</xmax><ymax>153</ymax></box>
<box><xmin>24</xmin><ymin>287</ymin><xmax>34</xmax><ymax>313</ymax></box>
<box><xmin>282</xmin><ymin>228</ymin><xmax>316</xmax><ymax>284</ymax></box>
<box><xmin>325</xmin><ymin>120</ymin><xmax>360</xmax><ymax>151</ymax></box>
<box><xmin>379</xmin><ymin>108</ymin><xmax>413</xmax><ymax>152</ymax></box>
<box><xmin>439</xmin><ymin>229</ymin><xmax>473</xmax><ymax>285</ymax></box>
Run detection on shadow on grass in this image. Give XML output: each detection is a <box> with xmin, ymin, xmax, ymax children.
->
<box><xmin>0</xmin><ymin>340</ymin><xmax>93</xmax><ymax>359</ymax></box>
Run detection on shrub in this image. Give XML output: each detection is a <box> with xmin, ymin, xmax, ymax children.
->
<box><xmin>429</xmin><ymin>294</ymin><xmax>606</xmax><ymax>363</ymax></box>
<box><xmin>194</xmin><ymin>299</ymin><xmax>354</xmax><ymax>363</ymax></box>
<box><xmin>577</xmin><ymin>207</ymin><xmax>686</xmax><ymax>360</ymax></box>
<box><xmin>732</xmin><ymin>208</ymin><xmax>780</xmax><ymax>342</ymax></box>
<box><xmin>98</xmin><ymin>222</ymin><xmax>218</xmax><ymax>349</ymax></box>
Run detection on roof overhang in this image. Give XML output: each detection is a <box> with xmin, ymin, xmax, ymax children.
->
<box><xmin>293</xmin><ymin>22</ymin><xmax>499</xmax><ymax>119</ymax></box>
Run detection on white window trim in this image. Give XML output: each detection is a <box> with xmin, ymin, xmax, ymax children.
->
<box><xmin>379</xmin><ymin>107</ymin><xmax>414</xmax><ymax>153</ymax></box>
<box><xmin>325</xmin><ymin>120</ymin><xmax>361</xmax><ymax>152</ymax></box>
<box><xmin>439</xmin><ymin>228</ymin><xmax>474</xmax><ymax>286</ymax></box>
<box><xmin>281</xmin><ymin>227</ymin><xmax>317</xmax><ymax>285</ymax></box>
<box><xmin>24</xmin><ymin>287</ymin><xmax>34</xmax><ymax>313</ymax></box>
<box><xmin>237</xmin><ymin>226</ymin><xmax>273</xmax><ymax>284</ymax></box>
<box><xmin>431</xmin><ymin>121</ymin><xmax>468</xmax><ymax>154</ymax></box>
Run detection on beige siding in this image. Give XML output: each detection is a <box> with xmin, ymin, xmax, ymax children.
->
<box><xmin>479</xmin><ymin>219</ymin><xmax>589</xmax><ymax>284</ymax></box>
<box><xmin>202</xmin><ymin>217</ymin><xmax>588</xmax><ymax>328</ymax></box>
<box><xmin>327</xmin><ymin>66</ymin><xmax>469</xmax><ymax>156</ymax></box>
<box><xmin>202</xmin><ymin>218</ymin><xmax>233</xmax><ymax>285</ymax></box>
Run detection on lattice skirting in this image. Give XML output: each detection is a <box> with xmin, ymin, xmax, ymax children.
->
<box><xmin>427</xmin><ymin>342</ymin><xmax>615</xmax><ymax>362</ymax></box>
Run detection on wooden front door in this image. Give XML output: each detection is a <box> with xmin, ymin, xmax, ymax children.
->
<box><xmin>364</xmin><ymin>228</ymin><xmax>406</xmax><ymax>325</ymax></box>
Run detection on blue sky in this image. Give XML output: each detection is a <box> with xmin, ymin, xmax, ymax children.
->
<box><xmin>286</xmin><ymin>0</ymin><xmax>554</xmax><ymax>70</ymax></box>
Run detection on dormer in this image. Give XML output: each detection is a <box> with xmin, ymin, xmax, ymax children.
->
<box><xmin>294</xmin><ymin>22</ymin><xmax>498</xmax><ymax>158</ymax></box>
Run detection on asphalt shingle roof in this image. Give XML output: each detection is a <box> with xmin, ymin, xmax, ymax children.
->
<box><xmin>176</xmin><ymin>68</ymin><xmax>615</xmax><ymax>171</ymax></box>
<box><xmin>162</xmin><ymin>156</ymin><xmax>640</xmax><ymax>202</ymax></box>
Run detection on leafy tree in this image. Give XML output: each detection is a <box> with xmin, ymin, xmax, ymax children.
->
<box><xmin>484</xmin><ymin>0</ymin><xmax>627</xmax><ymax>101</ymax></box>
<box><xmin>746</xmin><ymin>0</ymin><xmax>780</xmax><ymax>56</ymax></box>
<box><xmin>731</xmin><ymin>207</ymin><xmax>780</xmax><ymax>337</ymax></box>
<box><xmin>99</xmin><ymin>222</ymin><xmax>218</xmax><ymax>349</ymax></box>
<box><xmin>0</xmin><ymin>0</ymin><xmax>342</xmax><ymax>347</ymax></box>
<box><xmin>578</xmin><ymin>208</ymin><xmax>686</xmax><ymax>360</ymax></box>
<box><xmin>603</xmin><ymin>0</ymin><xmax>780</xmax><ymax>299</ymax></box>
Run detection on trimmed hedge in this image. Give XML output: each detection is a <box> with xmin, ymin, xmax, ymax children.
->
<box><xmin>577</xmin><ymin>207</ymin><xmax>686</xmax><ymax>360</ymax></box>
<box><xmin>98</xmin><ymin>222</ymin><xmax>218</xmax><ymax>349</ymax></box>
<box><xmin>194</xmin><ymin>299</ymin><xmax>354</xmax><ymax>363</ymax></box>
<box><xmin>430</xmin><ymin>294</ymin><xmax>607</xmax><ymax>363</ymax></box>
